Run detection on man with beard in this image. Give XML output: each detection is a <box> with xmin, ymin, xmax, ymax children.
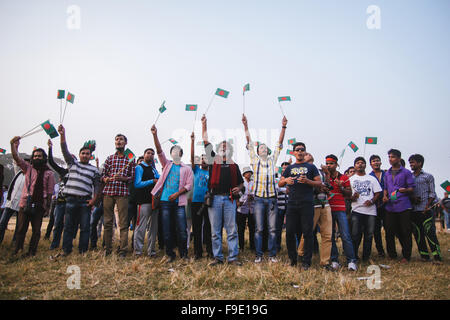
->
<box><xmin>101</xmin><ymin>134</ymin><xmax>135</xmax><ymax>257</ymax></box>
<box><xmin>10</xmin><ymin>136</ymin><xmax>55</xmax><ymax>257</ymax></box>
<box><xmin>201</xmin><ymin>114</ymin><xmax>244</xmax><ymax>266</ymax></box>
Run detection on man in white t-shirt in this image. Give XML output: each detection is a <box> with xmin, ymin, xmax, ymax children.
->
<box><xmin>349</xmin><ymin>157</ymin><xmax>382</xmax><ymax>262</ymax></box>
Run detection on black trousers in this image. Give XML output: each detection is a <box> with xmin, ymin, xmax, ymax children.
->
<box><xmin>236</xmin><ymin>211</ymin><xmax>255</xmax><ymax>251</ymax></box>
<box><xmin>44</xmin><ymin>200</ymin><xmax>57</xmax><ymax>238</ymax></box>
<box><xmin>411</xmin><ymin>210</ymin><xmax>441</xmax><ymax>260</ymax></box>
<box><xmin>15</xmin><ymin>206</ymin><xmax>46</xmax><ymax>255</ymax></box>
<box><xmin>373</xmin><ymin>206</ymin><xmax>386</xmax><ymax>255</ymax></box>
<box><xmin>286</xmin><ymin>201</ymin><xmax>314</xmax><ymax>265</ymax></box>
<box><xmin>385</xmin><ymin>210</ymin><xmax>412</xmax><ymax>260</ymax></box>
<box><xmin>191</xmin><ymin>202</ymin><xmax>212</xmax><ymax>258</ymax></box>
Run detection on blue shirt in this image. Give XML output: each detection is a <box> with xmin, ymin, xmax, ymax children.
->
<box><xmin>161</xmin><ymin>164</ymin><xmax>181</xmax><ymax>202</ymax></box>
<box><xmin>192</xmin><ymin>166</ymin><xmax>209</xmax><ymax>203</ymax></box>
<box><xmin>134</xmin><ymin>162</ymin><xmax>160</xmax><ymax>189</ymax></box>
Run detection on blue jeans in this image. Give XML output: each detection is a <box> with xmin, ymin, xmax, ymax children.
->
<box><xmin>351</xmin><ymin>211</ymin><xmax>376</xmax><ymax>260</ymax></box>
<box><xmin>331</xmin><ymin>211</ymin><xmax>356</xmax><ymax>264</ymax></box>
<box><xmin>275</xmin><ymin>208</ymin><xmax>286</xmax><ymax>252</ymax></box>
<box><xmin>160</xmin><ymin>201</ymin><xmax>188</xmax><ymax>258</ymax></box>
<box><xmin>444</xmin><ymin>209</ymin><xmax>450</xmax><ymax>230</ymax></box>
<box><xmin>208</xmin><ymin>195</ymin><xmax>239</xmax><ymax>262</ymax></box>
<box><xmin>89</xmin><ymin>202</ymin><xmax>103</xmax><ymax>248</ymax></box>
<box><xmin>62</xmin><ymin>196</ymin><xmax>91</xmax><ymax>254</ymax></box>
<box><xmin>254</xmin><ymin>197</ymin><xmax>277</xmax><ymax>257</ymax></box>
<box><xmin>50</xmin><ymin>202</ymin><xmax>66</xmax><ymax>249</ymax></box>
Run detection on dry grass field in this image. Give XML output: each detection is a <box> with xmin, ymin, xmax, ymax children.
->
<box><xmin>0</xmin><ymin>217</ymin><xmax>449</xmax><ymax>300</ymax></box>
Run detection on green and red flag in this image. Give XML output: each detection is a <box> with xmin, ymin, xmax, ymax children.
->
<box><xmin>278</xmin><ymin>96</ymin><xmax>291</xmax><ymax>102</ymax></box>
<box><xmin>57</xmin><ymin>90</ymin><xmax>65</xmax><ymax>99</ymax></box>
<box><xmin>243</xmin><ymin>83</ymin><xmax>250</xmax><ymax>95</ymax></box>
<box><xmin>390</xmin><ymin>190</ymin><xmax>398</xmax><ymax>201</ymax></box>
<box><xmin>215</xmin><ymin>88</ymin><xmax>229</xmax><ymax>98</ymax></box>
<box><xmin>186</xmin><ymin>104</ymin><xmax>198</xmax><ymax>111</ymax></box>
<box><xmin>159</xmin><ymin>101</ymin><xmax>167</xmax><ymax>113</ymax></box>
<box><xmin>66</xmin><ymin>92</ymin><xmax>75</xmax><ymax>104</ymax></box>
<box><xmin>154</xmin><ymin>158</ymin><xmax>159</xmax><ymax>164</ymax></box>
<box><xmin>169</xmin><ymin>138</ymin><xmax>178</xmax><ymax>145</ymax></box>
<box><xmin>124</xmin><ymin>148</ymin><xmax>136</xmax><ymax>162</ymax></box>
<box><xmin>440</xmin><ymin>180</ymin><xmax>450</xmax><ymax>193</ymax></box>
<box><xmin>286</xmin><ymin>149</ymin><xmax>294</xmax><ymax>156</ymax></box>
<box><xmin>365</xmin><ymin>137</ymin><xmax>378</xmax><ymax>144</ymax></box>
<box><xmin>288</xmin><ymin>138</ymin><xmax>296</xmax><ymax>145</ymax></box>
<box><xmin>0</xmin><ymin>148</ymin><xmax>6</xmax><ymax>154</ymax></box>
<box><xmin>90</xmin><ymin>154</ymin><xmax>95</xmax><ymax>160</ymax></box>
<box><xmin>41</xmin><ymin>120</ymin><xmax>59</xmax><ymax>139</ymax></box>
<box><xmin>348</xmin><ymin>141</ymin><xmax>359</xmax><ymax>152</ymax></box>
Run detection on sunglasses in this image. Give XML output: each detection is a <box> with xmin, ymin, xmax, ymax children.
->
<box><xmin>294</xmin><ymin>148</ymin><xmax>305</xmax><ymax>152</ymax></box>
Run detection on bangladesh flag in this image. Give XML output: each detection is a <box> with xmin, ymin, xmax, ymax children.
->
<box><xmin>288</xmin><ymin>138</ymin><xmax>296</xmax><ymax>145</ymax></box>
<box><xmin>186</xmin><ymin>104</ymin><xmax>198</xmax><ymax>111</ymax></box>
<box><xmin>243</xmin><ymin>83</ymin><xmax>250</xmax><ymax>94</ymax></box>
<box><xmin>124</xmin><ymin>148</ymin><xmax>136</xmax><ymax>162</ymax></box>
<box><xmin>348</xmin><ymin>141</ymin><xmax>359</xmax><ymax>152</ymax></box>
<box><xmin>286</xmin><ymin>149</ymin><xmax>294</xmax><ymax>155</ymax></box>
<box><xmin>159</xmin><ymin>101</ymin><xmax>167</xmax><ymax>113</ymax></box>
<box><xmin>90</xmin><ymin>154</ymin><xmax>95</xmax><ymax>160</ymax></box>
<box><xmin>154</xmin><ymin>158</ymin><xmax>159</xmax><ymax>164</ymax></box>
<box><xmin>215</xmin><ymin>88</ymin><xmax>229</xmax><ymax>98</ymax></box>
<box><xmin>390</xmin><ymin>190</ymin><xmax>398</xmax><ymax>201</ymax></box>
<box><xmin>169</xmin><ymin>138</ymin><xmax>178</xmax><ymax>145</ymax></box>
<box><xmin>0</xmin><ymin>148</ymin><xmax>6</xmax><ymax>154</ymax></box>
<box><xmin>66</xmin><ymin>92</ymin><xmax>75</xmax><ymax>104</ymax></box>
<box><xmin>41</xmin><ymin>120</ymin><xmax>59</xmax><ymax>139</ymax></box>
<box><xmin>278</xmin><ymin>96</ymin><xmax>291</xmax><ymax>102</ymax></box>
<box><xmin>440</xmin><ymin>180</ymin><xmax>450</xmax><ymax>193</ymax></box>
<box><xmin>57</xmin><ymin>90</ymin><xmax>65</xmax><ymax>99</ymax></box>
<box><xmin>365</xmin><ymin>137</ymin><xmax>378</xmax><ymax>144</ymax></box>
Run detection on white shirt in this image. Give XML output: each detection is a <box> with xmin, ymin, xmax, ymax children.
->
<box><xmin>350</xmin><ymin>173</ymin><xmax>382</xmax><ymax>216</ymax></box>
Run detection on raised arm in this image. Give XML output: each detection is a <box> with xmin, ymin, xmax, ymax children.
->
<box><xmin>278</xmin><ymin>116</ymin><xmax>287</xmax><ymax>145</ymax></box>
<box><xmin>242</xmin><ymin>114</ymin><xmax>251</xmax><ymax>145</ymax></box>
<box><xmin>191</xmin><ymin>132</ymin><xmax>196</xmax><ymax>170</ymax></box>
<box><xmin>58</xmin><ymin>124</ymin><xmax>75</xmax><ymax>166</ymax></box>
<box><xmin>10</xmin><ymin>136</ymin><xmax>27</xmax><ymax>172</ymax></box>
<box><xmin>47</xmin><ymin>139</ymin><xmax>67</xmax><ymax>177</ymax></box>
<box><xmin>151</xmin><ymin>125</ymin><xmax>162</xmax><ymax>155</ymax></box>
<box><xmin>201</xmin><ymin>114</ymin><xmax>210</xmax><ymax>146</ymax></box>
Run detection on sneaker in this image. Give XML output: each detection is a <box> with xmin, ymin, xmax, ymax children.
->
<box><xmin>331</xmin><ymin>261</ymin><xmax>341</xmax><ymax>270</ymax></box>
<box><xmin>208</xmin><ymin>259</ymin><xmax>223</xmax><ymax>266</ymax></box>
<box><xmin>269</xmin><ymin>257</ymin><xmax>278</xmax><ymax>263</ymax></box>
<box><xmin>149</xmin><ymin>251</ymin><xmax>157</xmax><ymax>258</ymax></box>
<box><xmin>301</xmin><ymin>263</ymin><xmax>310</xmax><ymax>271</ymax></box>
<box><xmin>323</xmin><ymin>264</ymin><xmax>336</xmax><ymax>272</ymax></box>
<box><xmin>229</xmin><ymin>260</ymin><xmax>243</xmax><ymax>266</ymax></box>
<box><xmin>348</xmin><ymin>262</ymin><xmax>358</xmax><ymax>271</ymax></box>
<box><xmin>290</xmin><ymin>259</ymin><xmax>297</xmax><ymax>267</ymax></box>
<box><xmin>254</xmin><ymin>256</ymin><xmax>262</xmax><ymax>263</ymax></box>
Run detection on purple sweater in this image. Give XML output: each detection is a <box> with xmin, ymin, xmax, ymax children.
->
<box><xmin>384</xmin><ymin>166</ymin><xmax>415</xmax><ymax>213</ymax></box>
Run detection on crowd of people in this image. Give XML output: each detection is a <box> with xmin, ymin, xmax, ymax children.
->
<box><xmin>0</xmin><ymin>113</ymin><xmax>448</xmax><ymax>272</ymax></box>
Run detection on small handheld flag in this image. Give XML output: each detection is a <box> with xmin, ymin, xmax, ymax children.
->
<box><xmin>278</xmin><ymin>96</ymin><xmax>291</xmax><ymax>102</ymax></box>
<box><xmin>440</xmin><ymin>180</ymin><xmax>450</xmax><ymax>193</ymax></box>
<box><xmin>0</xmin><ymin>148</ymin><xmax>6</xmax><ymax>154</ymax></box>
<box><xmin>124</xmin><ymin>148</ymin><xmax>136</xmax><ymax>162</ymax></box>
<box><xmin>215</xmin><ymin>88</ymin><xmax>229</xmax><ymax>98</ymax></box>
<box><xmin>41</xmin><ymin>120</ymin><xmax>59</xmax><ymax>139</ymax></box>
<box><xmin>348</xmin><ymin>141</ymin><xmax>359</xmax><ymax>152</ymax></box>
<box><xmin>286</xmin><ymin>149</ymin><xmax>294</xmax><ymax>156</ymax></box>
<box><xmin>186</xmin><ymin>104</ymin><xmax>198</xmax><ymax>111</ymax></box>
<box><xmin>243</xmin><ymin>83</ymin><xmax>250</xmax><ymax>95</ymax></box>
<box><xmin>288</xmin><ymin>138</ymin><xmax>296</xmax><ymax>145</ymax></box>
<box><xmin>159</xmin><ymin>101</ymin><xmax>167</xmax><ymax>113</ymax></box>
<box><xmin>66</xmin><ymin>92</ymin><xmax>75</xmax><ymax>104</ymax></box>
<box><xmin>90</xmin><ymin>154</ymin><xmax>95</xmax><ymax>161</ymax></box>
<box><xmin>83</xmin><ymin>140</ymin><xmax>96</xmax><ymax>152</ymax></box>
<box><xmin>169</xmin><ymin>138</ymin><xmax>178</xmax><ymax>145</ymax></box>
<box><xmin>390</xmin><ymin>190</ymin><xmax>398</xmax><ymax>201</ymax></box>
<box><xmin>365</xmin><ymin>137</ymin><xmax>378</xmax><ymax>144</ymax></box>
<box><xmin>57</xmin><ymin>90</ymin><xmax>65</xmax><ymax>99</ymax></box>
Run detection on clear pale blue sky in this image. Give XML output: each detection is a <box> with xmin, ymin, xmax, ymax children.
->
<box><xmin>1</xmin><ymin>0</ymin><xmax>449</xmax><ymax>197</ymax></box>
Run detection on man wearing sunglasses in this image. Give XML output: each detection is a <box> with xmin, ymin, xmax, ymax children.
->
<box><xmin>278</xmin><ymin>143</ymin><xmax>321</xmax><ymax>270</ymax></box>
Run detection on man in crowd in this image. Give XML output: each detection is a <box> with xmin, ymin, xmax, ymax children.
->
<box><xmin>202</xmin><ymin>114</ymin><xmax>244</xmax><ymax>266</ymax></box>
<box><xmin>369</xmin><ymin>154</ymin><xmax>386</xmax><ymax>257</ymax></box>
<box><xmin>326</xmin><ymin>155</ymin><xmax>358</xmax><ymax>271</ymax></box>
<box><xmin>349</xmin><ymin>157</ymin><xmax>382</xmax><ymax>262</ymax></box>
<box><xmin>58</xmin><ymin>125</ymin><xmax>102</xmax><ymax>256</ymax></box>
<box><xmin>408</xmin><ymin>154</ymin><xmax>442</xmax><ymax>263</ymax></box>
<box><xmin>133</xmin><ymin>149</ymin><xmax>159</xmax><ymax>258</ymax></box>
<box><xmin>236</xmin><ymin>166</ymin><xmax>255</xmax><ymax>252</ymax></box>
<box><xmin>383</xmin><ymin>149</ymin><xmax>415</xmax><ymax>263</ymax></box>
<box><xmin>101</xmin><ymin>133</ymin><xmax>135</xmax><ymax>257</ymax></box>
<box><xmin>151</xmin><ymin>125</ymin><xmax>193</xmax><ymax>262</ymax></box>
<box><xmin>10</xmin><ymin>136</ymin><xmax>55</xmax><ymax>257</ymax></box>
<box><xmin>275</xmin><ymin>162</ymin><xmax>290</xmax><ymax>253</ymax></box>
<box><xmin>279</xmin><ymin>142</ymin><xmax>321</xmax><ymax>270</ymax></box>
<box><xmin>241</xmin><ymin>114</ymin><xmax>287</xmax><ymax>263</ymax></box>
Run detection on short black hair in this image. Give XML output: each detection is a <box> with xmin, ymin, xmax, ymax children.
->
<box><xmin>292</xmin><ymin>142</ymin><xmax>306</xmax><ymax>151</ymax></box>
<box><xmin>281</xmin><ymin>162</ymin><xmax>290</xmax><ymax>167</ymax></box>
<box><xmin>79</xmin><ymin>147</ymin><xmax>92</xmax><ymax>154</ymax></box>
<box><xmin>354</xmin><ymin>156</ymin><xmax>366</xmax><ymax>165</ymax></box>
<box><xmin>170</xmin><ymin>145</ymin><xmax>183</xmax><ymax>157</ymax></box>
<box><xmin>400</xmin><ymin>159</ymin><xmax>406</xmax><ymax>167</ymax></box>
<box><xmin>144</xmin><ymin>148</ymin><xmax>155</xmax><ymax>155</ymax></box>
<box><xmin>369</xmin><ymin>154</ymin><xmax>380</xmax><ymax>163</ymax></box>
<box><xmin>345</xmin><ymin>166</ymin><xmax>354</xmax><ymax>174</ymax></box>
<box><xmin>408</xmin><ymin>154</ymin><xmax>424</xmax><ymax>166</ymax></box>
<box><xmin>325</xmin><ymin>154</ymin><xmax>338</xmax><ymax>162</ymax></box>
<box><xmin>388</xmin><ymin>149</ymin><xmax>401</xmax><ymax>158</ymax></box>
<box><xmin>115</xmin><ymin>134</ymin><xmax>127</xmax><ymax>143</ymax></box>
<box><xmin>137</xmin><ymin>156</ymin><xmax>144</xmax><ymax>163</ymax></box>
